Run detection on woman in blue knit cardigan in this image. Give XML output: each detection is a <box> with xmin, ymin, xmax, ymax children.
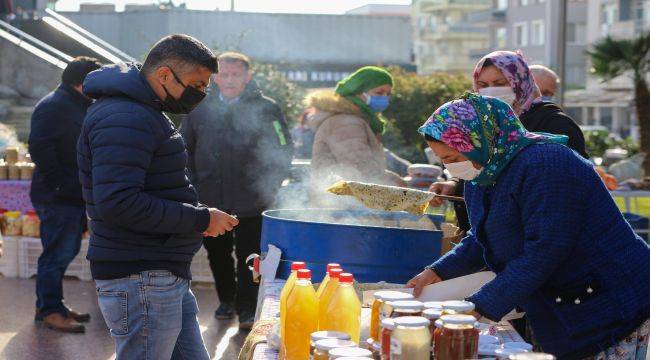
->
<box><xmin>408</xmin><ymin>93</ymin><xmax>650</xmax><ymax>359</ymax></box>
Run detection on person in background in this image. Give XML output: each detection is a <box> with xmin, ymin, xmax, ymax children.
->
<box><xmin>529</xmin><ymin>64</ymin><xmax>559</xmax><ymax>101</ymax></box>
<box><xmin>29</xmin><ymin>56</ymin><xmax>101</xmax><ymax>333</ymax></box>
<box><xmin>182</xmin><ymin>52</ymin><xmax>293</xmax><ymax>330</ymax></box>
<box><xmin>306</xmin><ymin>66</ymin><xmax>405</xmax><ymax>192</ymax></box>
<box><xmin>78</xmin><ymin>35</ymin><xmax>238</xmax><ymax>359</ymax></box>
<box><xmin>430</xmin><ymin>51</ymin><xmax>587</xmax><ymax>232</ymax></box>
<box><xmin>409</xmin><ymin>93</ymin><xmax>650</xmax><ymax>360</ymax></box>
<box><xmin>291</xmin><ymin>108</ymin><xmax>316</xmax><ymax>159</ymax></box>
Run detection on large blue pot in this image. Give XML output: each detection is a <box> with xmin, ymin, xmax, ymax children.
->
<box><xmin>260</xmin><ymin>209</ymin><xmax>444</xmax><ymax>283</ymax></box>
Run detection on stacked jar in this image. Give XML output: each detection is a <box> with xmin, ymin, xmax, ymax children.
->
<box><xmin>390</xmin><ymin>316</ymin><xmax>431</xmax><ymax>360</ymax></box>
<box><xmin>312</xmin><ymin>339</ymin><xmax>356</xmax><ymax>360</ymax></box>
<box><xmin>311</xmin><ymin>332</ymin><xmax>351</xmax><ymax>357</ymax></box>
<box><xmin>370</xmin><ymin>291</ymin><xmax>413</xmax><ymax>342</ymax></box>
<box><xmin>434</xmin><ymin>314</ymin><xmax>479</xmax><ymax>360</ymax></box>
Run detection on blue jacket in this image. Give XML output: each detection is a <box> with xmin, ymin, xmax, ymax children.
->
<box><xmin>431</xmin><ymin>144</ymin><xmax>650</xmax><ymax>359</ymax></box>
<box><xmin>29</xmin><ymin>83</ymin><xmax>91</xmax><ymax>205</ymax></box>
<box><xmin>77</xmin><ymin>63</ymin><xmax>210</xmax><ymax>279</ymax></box>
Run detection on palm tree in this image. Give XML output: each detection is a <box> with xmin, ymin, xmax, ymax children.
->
<box><xmin>588</xmin><ymin>33</ymin><xmax>650</xmax><ymax>172</ymax></box>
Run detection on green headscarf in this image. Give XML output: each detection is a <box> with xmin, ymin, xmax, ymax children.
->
<box><xmin>335</xmin><ymin>66</ymin><xmax>393</xmax><ymax>134</ymax></box>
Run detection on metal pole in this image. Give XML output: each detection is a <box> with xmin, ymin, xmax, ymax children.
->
<box><xmin>557</xmin><ymin>0</ymin><xmax>567</xmax><ymax>107</ymax></box>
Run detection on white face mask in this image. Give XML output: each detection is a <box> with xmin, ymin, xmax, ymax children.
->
<box><xmin>444</xmin><ymin>160</ymin><xmax>483</xmax><ymax>181</ymax></box>
<box><xmin>479</xmin><ymin>86</ymin><xmax>516</xmax><ymax>106</ymax></box>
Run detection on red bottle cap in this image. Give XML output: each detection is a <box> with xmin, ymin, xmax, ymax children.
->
<box><xmin>326</xmin><ymin>263</ymin><xmax>341</xmax><ymax>272</ymax></box>
<box><xmin>291</xmin><ymin>261</ymin><xmax>306</xmax><ymax>271</ymax></box>
<box><xmin>339</xmin><ymin>273</ymin><xmax>354</xmax><ymax>283</ymax></box>
<box><xmin>297</xmin><ymin>269</ymin><xmax>311</xmax><ymax>279</ymax></box>
<box><xmin>329</xmin><ymin>268</ymin><xmax>343</xmax><ymax>278</ymax></box>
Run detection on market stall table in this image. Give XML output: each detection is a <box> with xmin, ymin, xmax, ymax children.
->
<box><xmin>0</xmin><ymin>180</ymin><xmax>33</xmax><ymax>213</ymax></box>
<box><xmin>250</xmin><ymin>279</ymin><xmax>525</xmax><ymax>360</ymax></box>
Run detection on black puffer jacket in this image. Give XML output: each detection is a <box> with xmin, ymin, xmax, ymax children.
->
<box><xmin>181</xmin><ymin>82</ymin><xmax>293</xmax><ymax>217</ymax></box>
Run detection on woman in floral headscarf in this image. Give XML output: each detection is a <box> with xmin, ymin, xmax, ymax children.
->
<box><xmin>407</xmin><ymin>93</ymin><xmax>650</xmax><ymax>360</ymax></box>
<box><xmin>430</xmin><ymin>50</ymin><xmax>587</xmax><ymax>232</ymax></box>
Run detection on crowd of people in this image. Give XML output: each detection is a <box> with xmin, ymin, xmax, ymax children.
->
<box><xmin>25</xmin><ymin>33</ymin><xmax>650</xmax><ymax>360</ymax></box>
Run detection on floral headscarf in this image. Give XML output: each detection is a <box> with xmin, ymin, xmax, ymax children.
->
<box><xmin>418</xmin><ymin>93</ymin><xmax>567</xmax><ymax>186</ymax></box>
<box><xmin>473</xmin><ymin>50</ymin><xmax>541</xmax><ymax>116</ymax></box>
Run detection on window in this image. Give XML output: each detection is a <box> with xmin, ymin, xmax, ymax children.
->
<box><xmin>496</xmin><ymin>27</ymin><xmax>507</xmax><ymax>48</ymax></box>
<box><xmin>601</xmin><ymin>4</ymin><xmax>617</xmax><ymax>25</ymax></box>
<box><xmin>514</xmin><ymin>22</ymin><xmax>529</xmax><ymax>46</ymax></box>
<box><xmin>497</xmin><ymin>0</ymin><xmax>508</xmax><ymax>10</ymax></box>
<box><xmin>531</xmin><ymin>20</ymin><xmax>545</xmax><ymax>45</ymax></box>
<box><xmin>567</xmin><ymin>22</ymin><xmax>586</xmax><ymax>44</ymax></box>
<box><xmin>518</xmin><ymin>0</ymin><xmax>529</xmax><ymax>6</ymax></box>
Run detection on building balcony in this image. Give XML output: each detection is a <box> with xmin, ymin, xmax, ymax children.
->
<box><xmin>417</xmin><ymin>23</ymin><xmax>489</xmax><ymax>40</ymax></box>
<box><xmin>417</xmin><ymin>0</ymin><xmax>491</xmax><ymax>13</ymax></box>
<box><xmin>468</xmin><ymin>8</ymin><xmax>506</xmax><ymax>25</ymax></box>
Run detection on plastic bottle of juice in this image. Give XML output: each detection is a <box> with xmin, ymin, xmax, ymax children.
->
<box><xmin>316</xmin><ymin>263</ymin><xmax>341</xmax><ymax>298</ymax></box>
<box><xmin>318</xmin><ymin>268</ymin><xmax>343</xmax><ymax>330</ymax></box>
<box><xmin>284</xmin><ymin>269</ymin><xmax>319</xmax><ymax>360</ymax></box>
<box><xmin>324</xmin><ymin>272</ymin><xmax>361</xmax><ymax>343</ymax></box>
<box><xmin>280</xmin><ymin>261</ymin><xmax>306</xmax><ymax>359</ymax></box>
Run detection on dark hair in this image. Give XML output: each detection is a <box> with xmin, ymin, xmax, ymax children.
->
<box><xmin>424</xmin><ymin>134</ymin><xmax>438</xmax><ymax>142</ymax></box>
<box><xmin>141</xmin><ymin>34</ymin><xmax>218</xmax><ymax>76</ymax></box>
<box><xmin>217</xmin><ymin>52</ymin><xmax>251</xmax><ymax>70</ymax></box>
<box><xmin>481</xmin><ymin>58</ymin><xmax>494</xmax><ymax>69</ymax></box>
<box><xmin>61</xmin><ymin>56</ymin><xmax>102</xmax><ymax>86</ymax></box>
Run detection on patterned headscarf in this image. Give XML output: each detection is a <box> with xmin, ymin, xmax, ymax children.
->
<box><xmin>418</xmin><ymin>93</ymin><xmax>567</xmax><ymax>186</ymax></box>
<box><xmin>472</xmin><ymin>50</ymin><xmax>541</xmax><ymax>116</ymax></box>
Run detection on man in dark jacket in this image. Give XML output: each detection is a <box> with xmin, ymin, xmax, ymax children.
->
<box><xmin>78</xmin><ymin>35</ymin><xmax>238</xmax><ymax>359</ymax></box>
<box><xmin>182</xmin><ymin>52</ymin><xmax>293</xmax><ymax>329</ymax></box>
<box><xmin>29</xmin><ymin>56</ymin><xmax>101</xmax><ymax>333</ymax></box>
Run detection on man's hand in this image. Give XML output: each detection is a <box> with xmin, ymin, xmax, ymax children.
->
<box><xmin>203</xmin><ymin>209</ymin><xmax>239</xmax><ymax>237</ymax></box>
<box><xmin>406</xmin><ymin>268</ymin><xmax>443</xmax><ymax>297</ymax></box>
<box><xmin>428</xmin><ymin>180</ymin><xmax>458</xmax><ymax>207</ymax></box>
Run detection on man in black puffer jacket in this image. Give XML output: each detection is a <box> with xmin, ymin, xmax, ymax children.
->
<box><xmin>30</xmin><ymin>56</ymin><xmax>101</xmax><ymax>334</ymax></box>
<box><xmin>77</xmin><ymin>35</ymin><xmax>238</xmax><ymax>359</ymax></box>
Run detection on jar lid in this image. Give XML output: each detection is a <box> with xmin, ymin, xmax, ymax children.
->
<box><xmin>380</xmin><ymin>318</ymin><xmax>395</xmax><ymax>330</ymax></box>
<box><xmin>374</xmin><ymin>290</ymin><xmax>413</xmax><ymax>302</ymax></box>
<box><xmin>440</xmin><ymin>314</ymin><xmax>477</xmax><ymax>325</ymax></box>
<box><xmin>503</xmin><ymin>342</ymin><xmax>534</xmax><ymax>351</ymax></box>
<box><xmin>393</xmin><ymin>316</ymin><xmax>430</xmax><ymax>328</ymax></box>
<box><xmin>422</xmin><ymin>308</ymin><xmax>443</xmax><ymax>320</ymax></box>
<box><xmin>434</xmin><ymin>319</ymin><xmax>443</xmax><ymax>328</ymax></box>
<box><xmin>335</xmin><ymin>357</ymin><xmax>374</xmax><ymax>360</ymax></box>
<box><xmin>442</xmin><ymin>300</ymin><xmax>475</xmax><ymax>312</ymax></box>
<box><xmin>291</xmin><ymin>261</ymin><xmax>306</xmax><ymax>271</ymax></box>
<box><xmin>387</xmin><ymin>300</ymin><xmax>424</xmax><ymax>311</ymax></box>
<box><xmin>314</xmin><ymin>338</ymin><xmax>356</xmax><ymax>351</ymax></box>
<box><xmin>508</xmin><ymin>353</ymin><xmax>556</xmax><ymax>360</ymax></box>
<box><xmin>495</xmin><ymin>348</ymin><xmax>530</xmax><ymax>358</ymax></box>
<box><xmin>311</xmin><ymin>331</ymin><xmax>351</xmax><ymax>343</ymax></box>
<box><xmin>329</xmin><ymin>347</ymin><xmax>373</xmax><ymax>358</ymax></box>
<box><xmin>423</xmin><ymin>301</ymin><xmax>445</xmax><ymax>310</ymax></box>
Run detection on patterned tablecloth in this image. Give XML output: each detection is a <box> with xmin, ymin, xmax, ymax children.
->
<box><xmin>250</xmin><ymin>279</ymin><xmax>524</xmax><ymax>360</ymax></box>
<box><xmin>0</xmin><ymin>180</ymin><xmax>33</xmax><ymax>213</ymax></box>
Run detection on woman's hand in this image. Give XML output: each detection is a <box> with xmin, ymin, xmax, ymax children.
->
<box><xmin>406</xmin><ymin>268</ymin><xmax>443</xmax><ymax>297</ymax></box>
<box><xmin>428</xmin><ymin>180</ymin><xmax>458</xmax><ymax>207</ymax></box>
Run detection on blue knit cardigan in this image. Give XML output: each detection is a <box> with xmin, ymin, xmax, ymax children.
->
<box><xmin>430</xmin><ymin>143</ymin><xmax>650</xmax><ymax>359</ymax></box>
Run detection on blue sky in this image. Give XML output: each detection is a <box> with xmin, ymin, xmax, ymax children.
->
<box><xmin>55</xmin><ymin>0</ymin><xmax>412</xmax><ymax>14</ymax></box>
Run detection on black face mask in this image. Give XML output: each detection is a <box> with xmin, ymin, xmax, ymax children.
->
<box><xmin>161</xmin><ymin>66</ymin><xmax>207</xmax><ymax>114</ymax></box>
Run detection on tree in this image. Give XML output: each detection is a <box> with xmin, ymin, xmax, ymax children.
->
<box><xmin>587</xmin><ymin>33</ymin><xmax>650</xmax><ymax>171</ymax></box>
<box><xmin>383</xmin><ymin>66</ymin><xmax>471</xmax><ymax>163</ymax></box>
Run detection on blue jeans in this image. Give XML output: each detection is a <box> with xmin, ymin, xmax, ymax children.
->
<box><xmin>34</xmin><ymin>202</ymin><xmax>86</xmax><ymax>317</ymax></box>
<box><xmin>95</xmin><ymin>271</ymin><xmax>209</xmax><ymax>360</ymax></box>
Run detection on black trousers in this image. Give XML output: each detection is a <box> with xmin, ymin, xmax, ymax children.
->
<box><xmin>202</xmin><ymin>216</ymin><xmax>261</xmax><ymax>314</ymax></box>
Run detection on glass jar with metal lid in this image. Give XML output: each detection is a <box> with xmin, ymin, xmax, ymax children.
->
<box><xmin>390</xmin><ymin>316</ymin><xmax>431</xmax><ymax>360</ymax></box>
<box><xmin>311</xmin><ymin>331</ymin><xmax>352</xmax><ymax>356</ymax></box>
<box><xmin>312</xmin><ymin>339</ymin><xmax>356</xmax><ymax>360</ymax></box>
<box><xmin>423</xmin><ymin>301</ymin><xmax>444</xmax><ymax>310</ymax></box>
<box><xmin>422</xmin><ymin>308</ymin><xmax>443</xmax><ymax>357</ymax></box>
<box><xmin>441</xmin><ymin>300</ymin><xmax>475</xmax><ymax>315</ymax></box>
<box><xmin>386</xmin><ymin>300</ymin><xmax>424</xmax><ymax>319</ymax></box>
<box><xmin>329</xmin><ymin>347</ymin><xmax>374</xmax><ymax>359</ymax></box>
<box><xmin>371</xmin><ymin>291</ymin><xmax>414</xmax><ymax>341</ymax></box>
<box><xmin>434</xmin><ymin>314</ymin><xmax>478</xmax><ymax>360</ymax></box>
<box><xmin>379</xmin><ymin>318</ymin><xmax>395</xmax><ymax>360</ymax></box>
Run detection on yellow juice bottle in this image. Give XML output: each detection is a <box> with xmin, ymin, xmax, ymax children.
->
<box><xmin>315</xmin><ymin>263</ymin><xmax>341</xmax><ymax>298</ymax></box>
<box><xmin>318</xmin><ymin>268</ymin><xmax>343</xmax><ymax>330</ymax></box>
<box><xmin>325</xmin><ymin>272</ymin><xmax>361</xmax><ymax>343</ymax></box>
<box><xmin>284</xmin><ymin>269</ymin><xmax>319</xmax><ymax>360</ymax></box>
<box><xmin>279</xmin><ymin>261</ymin><xmax>306</xmax><ymax>359</ymax></box>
